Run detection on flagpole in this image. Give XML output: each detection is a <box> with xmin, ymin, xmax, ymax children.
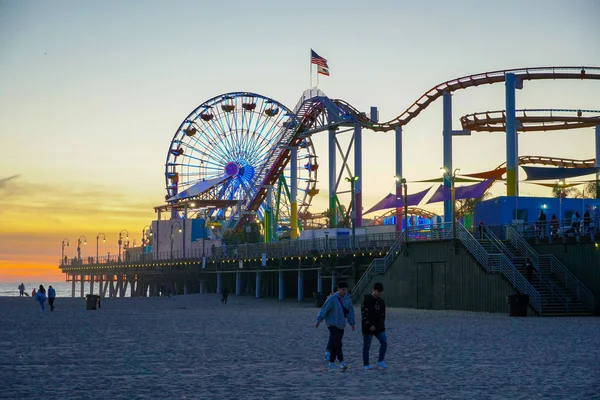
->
<box><xmin>317</xmin><ymin>68</ymin><xmax>319</xmax><ymax>88</ymax></box>
<box><xmin>309</xmin><ymin>49</ymin><xmax>312</xmax><ymax>89</ymax></box>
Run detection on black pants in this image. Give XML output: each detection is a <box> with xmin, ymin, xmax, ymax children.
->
<box><xmin>49</xmin><ymin>297</ymin><xmax>55</xmax><ymax>311</ymax></box>
<box><xmin>327</xmin><ymin>326</ymin><xmax>345</xmax><ymax>363</ymax></box>
<box><xmin>221</xmin><ymin>294</ymin><xmax>228</xmax><ymax>304</ymax></box>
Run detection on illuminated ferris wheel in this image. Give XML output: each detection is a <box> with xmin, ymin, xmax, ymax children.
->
<box><xmin>164</xmin><ymin>92</ymin><xmax>318</xmax><ymax>234</ymax></box>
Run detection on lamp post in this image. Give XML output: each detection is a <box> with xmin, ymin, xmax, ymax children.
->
<box><xmin>170</xmin><ymin>220</ymin><xmax>182</xmax><ymax>258</ymax></box>
<box><xmin>558</xmin><ymin>180</ymin><xmax>565</xmax><ymax>231</ymax></box>
<box><xmin>402</xmin><ymin>178</ymin><xmax>408</xmax><ymax>245</ymax></box>
<box><xmin>345</xmin><ymin>176</ymin><xmax>359</xmax><ymax>237</ymax></box>
<box><xmin>96</xmin><ymin>233</ymin><xmax>106</xmax><ymax>263</ymax></box>
<box><xmin>441</xmin><ymin>167</ymin><xmax>460</xmax><ymax>246</ymax></box>
<box><xmin>61</xmin><ymin>238</ymin><xmax>70</xmax><ymax>264</ymax></box>
<box><xmin>118</xmin><ymin>229</ymin><xmax>129</xmax><ymax>262</ymax></box>
<box><xmin>142</xmin><ymin>225</ymin><xmax>152</xmax><ymax>252</ymax></box>
<box><xmin>77</xmin><ymin>236</ymin><xmax>87</xmax><ymax>261</ymax></box>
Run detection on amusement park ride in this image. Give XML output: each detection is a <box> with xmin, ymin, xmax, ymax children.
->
<box><xmin>154</xmin><ymin>67</ymin><xmax>600</xmax><ymax>243</ymax></box>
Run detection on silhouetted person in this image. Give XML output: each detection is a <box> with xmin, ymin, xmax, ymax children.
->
<box><xmin>538</xmin><ymin>210</ymin><xmax>547</xmax><ymax>238</ymax></box>
<box><xmin>572</xmin><ymin>211</ymin><xmax>581</xmax><ymax>234</ymax></box>
<box><xmin>583</xmin><ymin>210</ymin><xmax>591</xmax><ymax>233</ymax></box>
<box><xmin>31</xmin><ymin>288</ymin><xmax>36</xmax><ymax>298</ymax></box>
<box><xmin>526</xmin><ymin>259</ymin><xmax>533</xmax><ymax>283</ymax></box>
<box><xmin>550</xmin><ymin>214</ymin><xmax>559</xmax><ymax>237</ymax></box>
<box><xmin>361</xmin><ymin>282</ymin><xmax>388</xmax><ymax>370</ymax></box>
<box><xmin>18</xmin><ymin>283</ymin><xmax>25</xmax><ymax>297</ymax></box>
<box><xmin>34</xmin><ymin>285</ymin><xmax>47</xmax><ymax>312</ymax></box>
<box><xmin>221</xmin><ymin>288</ymin><xmax>229</xmax><ymax>304</ymax></box>
<box><xmin>48</xmin><ymin>285</ymin><xmax>56</xmax><ymax>311</ymax></box>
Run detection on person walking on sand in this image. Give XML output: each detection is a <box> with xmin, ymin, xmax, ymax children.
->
<box><xmin>221</xmin><ymin>288</ymin><xmax>229</xmax><ymax>304</ymax></box>
<box><xmin>32</xmin><ymin>288</ymin><xmax>36</xmax><ymax>298</ymax></box>
<box><xmin>34</xmin><ymin>285</ymin><xmax>47</xmax><ymax>312</ymax></box>
<box><xmin>315</xmin><ymin>281</ymin><xmax>355</xmax><ymax>370</ymax></box>
<box><xmin>48</xmin><ymin>285</ymin><xmax>56</xmax><ymax>311</ymax></box>
<box><xmin>362</xmin><ymin>282</ymin><xmax>388</xmax><ymax>370</ymax></box>
<box><xmin>18</xmin><ymin>283</ymin><xmax>25</xmax><ymax>297</ymax></box>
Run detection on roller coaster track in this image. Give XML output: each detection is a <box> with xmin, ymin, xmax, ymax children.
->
<box><xmin>461</xmin><ymin>109</ymin><xmax>600</xmax><ymax>132</ymax></box>
<box><xmin>234</xmin><ymin>67</ymin><xmax>600</xmax><ymax>230</ymax></box>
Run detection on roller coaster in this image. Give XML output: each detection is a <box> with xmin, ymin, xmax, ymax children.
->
<box><xmin>159</xmin><ymin>66</ymin><xmax>600</xmax><ymax>240</ymax></box>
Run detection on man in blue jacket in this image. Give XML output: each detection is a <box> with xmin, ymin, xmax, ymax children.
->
<box><xmin>48</xmin><ymin>285</ymin><xmax>56</xmax><ymax>311</ymax></box>
<box><xmin>361</xmin><ymin>282</ymin><xmax>387</xmax><ymax>370</ymax></box>
<box><xmin>315</xmin><ymin>281</ymin><xmax>355</xmax><ymax>370</ymax></box>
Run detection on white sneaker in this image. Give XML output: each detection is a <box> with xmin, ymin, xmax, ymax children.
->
<box><xmin>378</xmin><ymin>361</ymin><xmax>388</xmax><ymax>369</ymax></box>
<box><xmin>364</xmin><ymin>365</ymin><xmax>372</xmax><ymax>370</ymax></box>
<box><xmin>340</xmin><ymin>361</ymin><xmax>348</xmax><ymax>370</ymax></box>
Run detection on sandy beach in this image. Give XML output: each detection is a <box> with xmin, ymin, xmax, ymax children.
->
<box><xmin>1</xmin><ymin>295</ymin><xmax>598</xmax><ymax>400</ymax></box>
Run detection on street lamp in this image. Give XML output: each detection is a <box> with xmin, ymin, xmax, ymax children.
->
<box><xmin>345</xmin><ymin>176</ymin><xmax>359</xmax><ymax>237</ymax></box>
<box><xmin>118</xmin><ymin>229</ymin><xmax>129</xmax><ymax>262</ymax></box>
<box><xmin>441</xmin><ymin>167</ymin><xmax>461</xmax><ymax>246</ymax></box>
<box><xmin>61</xmin><ymin>238</ymin><xmax>70</xmax><ymax>265</ymax></box>
<box><xmin>170</xmin><ymin>220</ymin><xmax>182</xmax><ymax>258</ymax></box>
<box><xmin>96</xmin><ymin>233</ymin><xmax>106</xmax><ymax>263</ymax></box>
<box><xmin>558</xmin><ymin>180</ymin><xmax>565</xmax><ymax>231</ymax></box>
<box><xmin>77</xmin><ymin>236</ymin><xmax>87</xmax><ymax>261</ymax></box>
<box><xmin>142</xmin><ymin>225</ymin><xmax>152</xmax><ymax>252</ymax></box>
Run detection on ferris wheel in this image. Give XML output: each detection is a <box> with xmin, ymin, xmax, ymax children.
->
<box><xmin>164</xmin><ymin>92</ymin><xmax>318</xmax><ymax>235</ymax></box>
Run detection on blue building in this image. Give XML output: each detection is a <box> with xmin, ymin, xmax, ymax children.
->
<box><xmin>474</xmin><ymin>196</ymin><xmax>600</xmax><ymax>227</ymax></box>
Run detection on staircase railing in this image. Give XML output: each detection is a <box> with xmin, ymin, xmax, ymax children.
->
<box><xmin>351</xmin><ymin>232</ymin><xmax>404</xmax><ymax>303</ymax></box>
<box><xmin>482</xmin><ymin>225</ymin><xmax>526</xmax><ymax>264</ymax></box>
<box><xmin>456</xmin><ymin>224</ymin><xmax>542</xmax><ymax>314</ymax></box>
<box><xmin>538</xmin><ymin>254</ymin><xmax>596</xmax><ymax>312</ymax></box>
<box><xmin>505</xmin><ymin>224</ymin><xmax>596</xmax><ymax>313</ymax></box>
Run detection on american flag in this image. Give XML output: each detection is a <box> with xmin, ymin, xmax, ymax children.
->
<box><xmin>311</xmin><ymin>49</ymin><xmax>329</xmax><ymax>68</ymax></box>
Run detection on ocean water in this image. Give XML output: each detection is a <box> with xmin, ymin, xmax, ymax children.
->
<box><xmin>0</xmin><ymin>282</ymin><xmax>131</xmax><ymax>297</ymax></box>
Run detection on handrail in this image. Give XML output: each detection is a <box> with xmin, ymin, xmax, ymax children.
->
<box><xmin>539</xmin><ymin>254</ymin><xmax>596</xmax><ymax>312</ymax></box>
<box><xmin>504</xmin><ymin>224</ymin><xmax>540</xmax><ymax>269</ymax></box>
<box><xmin>350</xmin><ymin>232</ymin><xmax>405</xmax><ymax>303</ymax></box>
<box><xmin>505</xmin><ymin>224</ymin><xmax>596</xmax><ymax>312</ymax></box>
<box><xmin>456</xmin><ymin>223</ymin><xmax>542</xmax><ymax>314</ymax></box>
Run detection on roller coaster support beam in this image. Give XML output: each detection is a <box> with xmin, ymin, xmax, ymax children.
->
<box><xmin>596</xmin><ymin>125</ymin><xmax>600</xmax><ymax>198</ymax></box>
<box><xmin>264</xmin><ymin>186</ymin><xmax>273</xmax><ymax>242</ymax></box>
<box><xmin>395</xmin><ymin>126</ymin><xmax>403</xmax><ymax>232</ymax></box>
<box><xmin>290</xmin><ymin>147</ymin><xmax>298</xmax><ymax>239</ymax></box>
<box><xmin>506</xmin><ymin>73</ymin><xmax>523</xmax><ymax>196</ymax></box>
<box><xmin>354</xmin><ymin>121</ymin><xmax>363</xmax><ymax>227</ymax></box>
<box><xmin>329</xmin><ymin>126</ymin><xmax>338</xmax><ymax>227</ymax></box>
<box><xmin>442</xmin><ymin>91</ymin><xmax>453</xmax><ymax>224</ymax></box>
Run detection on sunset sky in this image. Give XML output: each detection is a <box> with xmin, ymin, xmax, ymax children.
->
<box><xmin>1</xmin><ymin>0</ymin><xmax>599</xmax><ymax>282</ymax></box>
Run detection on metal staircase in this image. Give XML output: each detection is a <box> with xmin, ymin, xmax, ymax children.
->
<box><xmin>455</xmin><ymin>223</ymin><xmax>543</xmax><ymax>314</ymax></box>
<box><xmin>350</xmin><ymin>232</ymin><xmax>404</xmax><ymax>304</ymax></box>
<box><xmin>504</xmin><ymin>225</ymin><xmax>596</xmax><ymax>315</ymax></box>
<box><xmin>480</xmin><ymin>226</ymin><xmax>589</xmax><ymax>316</ymax></box>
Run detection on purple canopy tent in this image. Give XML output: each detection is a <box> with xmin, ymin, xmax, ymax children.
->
<box><xmin>522</xmin><ymin>166</ymin><xmax>600</xmax><ymax>181</ymax></box>
<box><xmin>364</xmin><ymin>186</ymin><xmax>432</xmax><ymax>214</ymax></box>
<box><xmin>425</xmin><ymin>179</ymin><xmax>495</xmax><ymax>204</ymax></box>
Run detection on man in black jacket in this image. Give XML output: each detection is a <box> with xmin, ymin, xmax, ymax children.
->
<box><xmin>361</xmin><ymin>282</ymin><xmax>388</xmax><ymax>370</ymax></box>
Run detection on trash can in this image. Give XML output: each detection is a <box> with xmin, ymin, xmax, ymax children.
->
<box><xmin>314</xmin><ymin>292</ymin><xmax>325</xmax><ymax>308</ymax></box>
<box><xmin>86</xmin><ymin>294</ymin><xmax>100</xmax><ymax>310</ymax></box>
<box><xmin>507</xmin><ymin>294</ymin><xmax>529</xmax><ymax>317</ymax></box>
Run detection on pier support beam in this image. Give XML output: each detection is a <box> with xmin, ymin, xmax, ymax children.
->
<box><xmin>317</xmin><ymin>270</ymin><xmax>322</xmax><ymax>294</ymax></box>
<box><xmin>98</xmin><ymin>274</ymin><xmax>103</xmax><ymax>298</ymax></box>
<box><xmin>236</xmin><ymin>271</ymin><xmax>241</xmax><ymax>296</ymax></box>
<box><xmin>442</xmin><ymin>91</ymin><xmax>453</xmax><ymax>224</ymax></box>
<box><xmin>505</xmin><ymin>73</ymin><xmax>519</xmax><ymax>196</ymax></box>
<box><xmin>80</xmin><ymin>275</ymin><xmax>84</xmax><ymax>298</ymax></box>
<box><xmin>290</xmin><ymin>146</ymin><xmax>298</xmax><ymax>239</ymax></box>
<box><xmin>256</xmin><ymin>271</ymin><xmax>261</xmax><ymax>299</ymax></box>
<box><xmin>331</xmin><ymin>273</ymin><xmax>336</xmax><ymax>294</ymax></box>
<box><xmin>71</xmin><ymin>275</ymin><xmax>76</xmax><ymax>298</ymax></box>
<box><xmin>278</xmin><ymin>270</ymin><xmax>284</xmax><ymax>301</ymax></box>
<box><xmin>596</xmin><ymin>125</ymin><xmax>600</xmax><ymax>198</ymax></box>
<box><xmin>329</xmin><ymin>127</ymin><xmax>337</xmax><ymax>227</ymax></box>
<box><xmin>395</xmin><ymin>126</ymin><xmax>403</xmax><ymax>232</ymax></box>
<box><xmin>90</xmin><ymin>275</ymin><xmax>94</xmax><ymax>296</ymax></box>
<box><xmin>354</xmin><ymin>122</ymin><xmax>363</xmax><ymax>227</ymax></box>
<box><xmin>217</xmin><ymin>272</ymin><xmax>222</xmax><ymax>294</ymax></box>
<box><xmin>297</xmin><ymin>269</ymin><xmax>304</xmax><ymax>302</ymax></box>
